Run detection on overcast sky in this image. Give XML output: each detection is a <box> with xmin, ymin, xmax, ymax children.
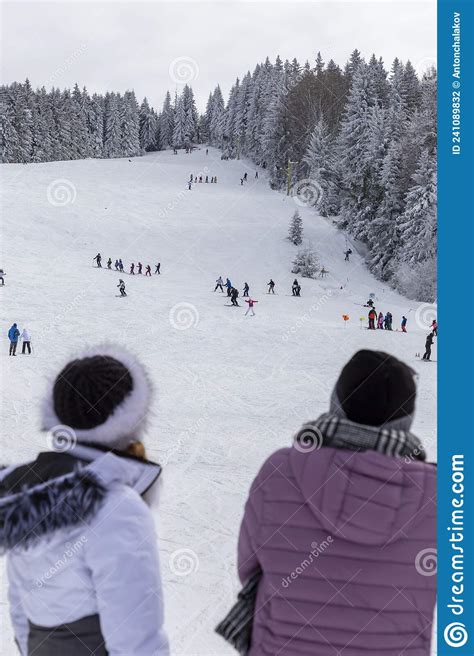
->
<box><xmin>1</xmin><ymin>1</ymin><xmax>436</xmax><ymax>111</ymax></box>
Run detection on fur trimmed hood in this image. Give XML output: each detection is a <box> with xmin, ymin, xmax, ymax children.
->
<box><xmin>0</xmin><ymin>444</ymin><xmax>161</xmax><ymax>553</ymax></box>
<box><xmin>41</xmin><ymin>344</ymin><xmax>153</xmax><ymax>449</ymax></box>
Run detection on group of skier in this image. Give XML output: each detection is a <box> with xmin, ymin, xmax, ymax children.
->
<box><xmin>239</xmin><ymin>171</ymin><xmax>259</xmax><ymax>185</ymax></box>
<box><xmin>7</xmin><ymin>323</ymin><xmax>31</xmax><ymax>356</ymax></box>
<box><xmin>93</xmin><ymin>254</ymin><xmax>161</xmax><ymax>279</ymax></box>
<box><xmin>188</xmin><ymin>173</ymin><xmax>218</xmax><ymax>189</ymax></box>
<box><xmin>365</xmin><ymin>299</ymin><xmax>399</xmax><ymax>331</ymax></box>
<box><xmin>214</xmin><ymin>276</ymin><xmax>302</xmax><ymax>303</ymax></box>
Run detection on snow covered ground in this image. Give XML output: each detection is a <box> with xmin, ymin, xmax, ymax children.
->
<box><xmin>0</xmin><ymin>147</ymin><xmax>437</xmax><ymax>654</ymax></box>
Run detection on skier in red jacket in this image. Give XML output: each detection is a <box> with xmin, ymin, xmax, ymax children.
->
<box><xmin>245</xmin><ymin>298</ymin><xmax>258</xmax><ymax>317</ymax></box>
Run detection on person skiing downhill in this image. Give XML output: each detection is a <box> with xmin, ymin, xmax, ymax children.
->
<box><xmin>137</xmin><ymin>262</ymin><xmax>143</xmax><ymax>275</ymax></box>
<box><xmin>114</xmin><ymin>260</ymin><xmax>119</xmax><ymax>271</ymax></box>
<box><xmin>401</xmin><ymin>316</ymin><xmax>408</xmax><ymax>333</ymax></box>
<box><xmin>344</xmin><ymin>249</ymin><xmax>352</xmax><ymax>262</ymax></box>
<box><xmin>368</xmin><ymin>308</ymin><xmax>377</xmax><ymax>330</ymax></box>
<box><xmin>243</xmin><ymin>283</ymin><xmax>250</xmax><ymax>297</ymax></box>
<box><xmin>225</xmin><ymin>278</ymin><xmax>232</xmax><ymax>297</ymax></box>
<box><xmin>93</xmin><ymin>253</ymin><xmax>102</xmax><ymax>268</ymax></box>
<box><xmin>188</xmin><ymin>181</ymin><xmax>192</xmax><ymax>190</ymax></box>
<box><xmin>377</xmin><ymin>312</ymin><xmax>384</xmax><ymax>329</ymax></box>
<box><xmin>130</xmin><ymin>263</ymin><xmax>135</xmax><ymax>275</ymax></box>
<box><xmin>118</xmin><ymin>259</ymin><xmax>124</xmax><ymax>272</ymax></box>
<box><xmin>20</xmin><ymin>328</ymin><xmax>32</xmax><ymax>354</ymax></box>
<box><xmin>423</xmin><ymin>332</ymin><xmax>434</xmax><ymax>360</ymax></box>
<box><xmin>214</xmin><ymin>277</ymin><xmax>224</xmax><ymax>293</ymax></box>
<box><xmin>366</xmin><ymin>299</ymin><xmax>374</xmax><ymax>308</ymax></box>
<box><xmin>243</xmin><ymin>172</ymin><xmax>248</xmax><ymax>182</ymax></box>
<box><xmin>8</xmin><ymin>323</ymin><xmax>20</xmax><ymax>356</ymax></box>
<box><xmin>0</xmin><ymin>269</ymin><xmax>5</xmax><ymax>285</ymax></box>
<box><xmin>107</xmin><ymin>258</ymin><xmax>112</xmax><ymax>270</ymax></box>
<box><xmin>230</xmin><ymin>287</ymin><xmax>240</xmax><ymax>307</ymax></box>
<box><xmin>155</xmin><ymin>263</ymin><xmax>161</xmax><ymax>274</ymax></box>
<box><xmin>292</xmin><ymin>279</ymin><xmax>300</xmax><ymax>296</ymax></box>
<box><xmin>117</xmin><ymin>280</ymin><xmax>127</xmax><ymax>297</ymax></box>
<box><xmin>245</xmin><ymin>298</ymin><xmax>258</xmax><ymax>316</ymax></box>
<box><xmin>255</xmin><ymin>171</ymin><xmax>258</xmax><ymax>179</ymax></box>
<box><xmin>145</xmin><ymin>265</ymin><xmax>151</xmax><ymax>277</ymax></box>
<box><xmin>267</xmin><ymin>279</ymin><xmax>275</xmax><ymax>294</ymax></box>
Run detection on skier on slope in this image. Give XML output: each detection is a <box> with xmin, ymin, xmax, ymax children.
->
<box><xmin>377</xmin><ymin>312</ymin><xmax>384</xmax><ymax>329</ymax></box>
<box><xmin>368</xmin><ymin>307</ymin><xmax>377</xmax><ymax>330</ymax></box>
<box><xmin>292</xmin><ymin>279</ymin><xmax>300</xmax><ymax>296</ymax></box>
<box><xmin>137</xmin><ymin>262</ymin><xmax>143</xmax><ymax>275</ymax></box>
<box><xmin>401</xmin><ymin>316</ymin><xmax>408</xmax><ymax>333</ymax></box>
<box><xmin>344</xmin><ymin>249</ymin><xmax>352</xmax><ymax>262</ymax></box>
<box><xmin>130</xmin><ymin>263</ymin><xmax>135</xmax><ymax>275</ymax></box>
<box><xmin>243</xmin><ymin>282</ymin><xmax>250</xmax><ymax>297</ymax></box>
<box><xmin>20</xmin><ymin>328</ymin><xmax>32</xmax><ymax>354</ymax></box>
<box><xmin>423</xmin><ymin>332</ymin><xmax>434</xmax><ymax>361</ymax></box>
<box><xmin>245</xmin><ymin>298</ymin><xmax>258</xmax><ymax>317</ymax></box>
<box><xmin>145</xmin><ymin>265</ymin><xmax>151</xmax><ymax>277</ymax></box>
<box><xmin>225</xmin><ymin>278</ymin><xmax>232</xmax><ymax>297</ymax></box>
<box><xmin>107</xmin><ymin>258</ymin><xmax>112</xmax><ymax>270</ymax></box>
<box><xmin>267</xmin><ymin>279</ymin><xmax>275</xmax><ymax>294</ymax></box>
<box><xmin>214</xmin><ymin>276</ymin><xmax>224</xmax><ymax>293</ymax></box>
<box><xmin>117</xmin><ymin>280</ymin><xmax>127</xmax><ymax>297</ymax></box>
<box><xmin>255</xmin><ymin>171</ymin><xmax>258</xmax><ymax>179</ymax></box>
<box><xmin>93</xmin><ymin>253</ymin><xmax>102</xmax><ymax>268</ymax></box>
<box><xmin>243</xmin><ymin>172</ymin><xmax>248</xmax><ymax>182</ymax></box>
<box><xmin>188</xmin><ymin>181</ymin><xmax>192</xmax><ymax>190</ymax></box>
<box><xmin>114</xmin><ymin>260</ymin><xmax>119</xmax><ymax>271</ymax></box>
<box><xmin>118</xmin><ymin>259</ymin><xmax>124</xmax><ymax>272</ymax></box>
<box><xmin>386</xmin><ymin>312</ymin><xmax>393</xmax><ymax>330</ymax></box>
<box><xmin>0</xmin><ymin>269</ymin><xmax>5</xmax><ymax>286</ymax></box>
<box><xmin>366</xmin><ymin>299</ymin><xmax>375</xmax><ymax>308</ymax></box>
<box><xmin>155</xmin><ymin>263</ymin><xmax>161</xmax><ymax>275</ymax></box>
<box><xmin>230</xmin><ymin>287</ymin><xmax>240</xmax><ymax>307</ymax></box>
<box><xmin>8</xmin><ymin>323</ymin><xmax>20</xmax><ymax>356</ymax></box>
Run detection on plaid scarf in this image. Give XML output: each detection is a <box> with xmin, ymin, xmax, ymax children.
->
<box><xmin>295</xmin><ymin>412</ymin><xmax>426</xmax><ymax>461</ymax></box>
<box><xmin>215</xmin><ymin>569</ymin><xmax>261</xmax><ymax>654</ymax></box>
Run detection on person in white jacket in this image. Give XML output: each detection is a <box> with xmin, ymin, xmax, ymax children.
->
<box><xmin>20</xmin><ymin>328</ymin><xmax>31</xmax><ymax>354</ymax></box>
<box><xmin>0</xmin><ymin>345</ymin><xmax>169</xmax><ymax>656</ymax></box>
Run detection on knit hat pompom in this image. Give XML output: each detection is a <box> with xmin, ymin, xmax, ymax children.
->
<box><xmin>334</xmin><ymin>350</ymin><xmax>416</xmax><ymax>427</ymax></box>
<box><xmin>42</xmin><ymin>345</ymin><xmax>153</xmax><ymax>449</ymax></box>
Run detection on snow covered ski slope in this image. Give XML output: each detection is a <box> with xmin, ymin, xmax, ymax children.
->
<box><xmin>0</xmin><ymin>147</ymin><xmax>436</xmax><ymax>653</ymax></box>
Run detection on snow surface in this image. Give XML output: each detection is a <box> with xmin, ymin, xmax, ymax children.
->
<box><xmin>0</xmin><ymin>147</ymin><xmax>437</xmax><ymax>654</ymax></box>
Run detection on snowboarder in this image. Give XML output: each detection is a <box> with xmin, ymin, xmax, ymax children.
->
<box><xmin>20</xmin><ymin>328</ymin><xmax>31</xmax><ymax>354</ymax></box>
<box><xmin>8</xmin><ymin>323</ymin><xmax>20</xmax><ymax>356</ymax></box>
<box><xmin>137</xmin><ymin>262</ymin><xmax>143</xmax><ymax>275</ymax></box>
<box><xmin>107</xmin><ymin>258</ymin><xmax>112</xmax><ymax>269</ymax></box>
<box><xmin>117</xmin><ymin>279</ymin><xmax>127</xmax><ymax>297</ymax></box>
<box><xmin>93</xmin><ymin>253</ymin><xmax>102</xmax><ymax>268</ymax></box>
<box><xmin>292</xmin><ymin>279</ymin><xmax>300</xmax><ymax>296</ymax></box>
<box><xmin>423</xmin><ymin>332</ymin><xmax>434</xmax><ymax>360</ymax></box>
<box><xmin>145</xmin><ymin>265</ymin><xmax>152</xmax><ymax>277</ymax></box>
<box><xmin>155</xmin><ymin>263</ymin><xmax>161</xmax><ymax>275</ymax></box>
<box><xmin>225</xmin><ymin>278</ymin><xmax>232</xmax><ymax>296</ymax></box>
<box><xmin>344</xmin><ymin>249</ymin><xmax>352</xmax><ymax>262</ymax></box>
<box><xmin>368</xmin><ymin>307</ymin><xmax>377</xmax><ymax>330</ymax></box>
<box><xmin>0</xmin><ymin>269</ymin><xmax>5</xmax><ymax>285</ymax></box>
<box><xmin>243</xmin><ymin>282</ymin><xmax>249</xmax><ymax>297</ymax></box>
<box><xmin>130</xmin><ymin>263</ymin><xmax>135</xmax><ymax>275</ymax></box>
<box><xmin>431</xmin><ymin>319</ymin><xmax>438</xmax><ymax>336</ymax></box>
<box><xmin>267</xmin><ymin>279</ymin><xmax>275</xmax><ymax>294</ymax></box>
<box><xmin>245</xmin><ymin>298</ymin><xmax>258</xmax><ymax>316</ymax></box>
<box><xmin>377</xmin><ymin>312</ymin><xmax>384</xmax><ymax>329</ymax></box>
<box><xmin>230</xmin><ymin>287</ymin><xmax>240</xmax><ymax>307</ymax></box>
<box><xmin>214</xmin><ymin>276</ymin><xmax>224</xmax><ymax>293</ymax></box>
<box><xmin>401</xmin><ymin>316</ymin><xmax>408</xmax><ymax>332</ymax></box>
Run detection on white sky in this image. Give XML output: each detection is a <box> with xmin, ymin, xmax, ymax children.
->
<box><xmin>1</xmin><ymin>1</ymin><xmax>436</xmax><ymax>111</ymax></box>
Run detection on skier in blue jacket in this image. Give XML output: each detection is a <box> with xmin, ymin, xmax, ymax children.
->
<box><xmin>8</xmin><ymin>323</ymin><xmax>20</xmax><ymax>356</ymax></box>
<box><xmin>225</xmin><ymin>278</ymin><xmax>232</xmax><ymax>297</ymax></box>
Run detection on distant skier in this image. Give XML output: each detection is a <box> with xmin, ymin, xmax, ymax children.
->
<box><xmin>137</xmin><ymin>262</ymin><xmax>143</xmax><ymax>275</ymax></box>
<box><xmin>401</xmin><ymin>316</ymin><xmax>408</xmax><ymax>332</ymax></box>
<box><xmin>118</xmin><ymin>259</ymin><xmax>124</xmax><ymax>272</ymax></box>
<box><xmin>368</xmin><ymin>307</ymin><xmax>377</xmax><ymax>330</ymax></box>
<box><xmin>366</xmin><ymin>298</ymin><xmax>374</xmax><ymax>308</ymax></box>
<box><xmin>245</xmin><ymin>298</ymin><xmax>258</xmax><ymax>317</ymax></box>
<box><xmin>387</xmin><ymin>312</ymin><xmax>393</xmax><ymax>330</ymax></box>
<box><xmin>423</xmin><ymin>332</ymin><xmax>434</xmax><ymax>361</ymax></box>
<box><xmin>243</xmin><ymin>282</ymin><xmax>249</xmax><ymax>297</ymax></box>
<box><xmin>344</xmin><ymin>249</ymin><xmax>352</xmax><ymax>262</ymax></box>
<box><xmin>130</xmin><ymin>263</ymin><xmax>135</xmax><ymax>275</ymax></box>
<box><xmin>377</xmin><ymin>312</ymin><xmax>384</xmax><ymax>329</ymax></box>
<box><xmin>240</xmin><ymin>178</ymin><xmax>244</xmax><ymax>185</ymax></box>
<box><xmin>206</xmin><ymin>148</ymin><xmax>209</xmax><ymax>155</ymax></box>
<box><xmin>155</xmin><ymin>263</ymin><xmax>161</xmax><ymax>274</ymax></box>
<box><xmin>230</xmin><ymin>287</ymin><xmax>240</xmax><ymax>307</ymax></box>
<box><xmin>188</xmin><ymin>181</ymin><xmax>192</xmax><ymax>190</ymax></box>
<box><xmin>93</xmin><ymin>253</ymin><xmax>102</xmax><ymax>268</ymax></box>
<box><xmin>0</xmin><ymin>269</ymin><xmax>5</xmax><ymax>285</ymax></box>
<box><xmin>107</xmin><ymin>257</ymin><xmax>112</xmax><ymax>269</ymax></box>
<box><xmin>190</xmin><ymin>173</ymin><xmax>193</xmax><ymax>182</ymax></box>
<box><xmin>214</xmin><ymin>176</ymin><xmax>218</xmax><ymax>183</ymax></box>
<box><xmin>117</xmin><ymin>279</ymin><xmax>127</xmax><ymax>297</ymax></box>
<box><xmin>20</xmin><ymin>328</ymin><xmax>31</xmax><ymax>354</ymax></box>
<box><xmin>205</xmin><ymin>175</ymin><xmax>209</xmax><ymax>183</ymax></box>
<box><xmin>114</xmin><ymin>260</ymin><xmax>119</xmax><ymax>271</ymax></box>
<box><xmin>292</xmin><ymin>279</ymin><xmax>300</xmax><ymax>296</ymax></box>
<box><xmin>145</xmin><ymin>265</ymin><xmax>151</xmax><ymax>276</ymax></box>
<box><xmin>225</xmin><ymin>278</ymin><xmax>232</xmax><ymax>296</ymax></box>
<box><xmin>8</xmin><ymin>323</ymin><xmax>20</xmax><ymax>356</ymax></box>
<box><xmin>214</xmin><ymin>276</ymin><xmax>224</xmax><ymax>292</ymax></box>
<box><xmin>255</xmin><ymin>171</ymin><xmax>258</xmax><ymax>179</ymax></box>
<box><xmin>243</xmin><ymin>172</ymin><xmax>248</xmax><ymax>181</ymax></box>
<box><xmin>267</xmin><ymin>279</ymin><xmax>275</xmax><ymax>294</ymax></box>
<box><xmin>431</xmin><ymin>319</ymin><xmax>438</xmax><ymax>336</ymax></box>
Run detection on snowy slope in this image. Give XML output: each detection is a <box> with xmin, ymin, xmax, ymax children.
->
<box><xmin>0</xmin><ymin>147</ymin><xmax>437</xmax><ymax>654</ymax></box>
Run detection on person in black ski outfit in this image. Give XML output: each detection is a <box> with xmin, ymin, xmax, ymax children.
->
<box><xmin>344</xmin><ymin>249</ymin><xmax>352</xmax><ymax>262</ymax></box>
<box><xmin>93</xmin><ymin>253</ymin><xmax>102</xmax><ymax>268</ymax></box>
<box><xmin>137</xmin><ymin>262</ymin><xmax>143</xmax><ymax>275</ymax></box>
<box><xmin>267</xmin><ymin>279</ymin><xmax>275</xmax><ymax>294</ymax></box>
<box><xmin>155</xmin><ymin>263</ymin><xmax>161</xmax><ymax>274</ymax></box>
<box><xmin>292</xmin><ymin>279</ymin><xmax>300</xmax><ymax>296</ymax></box>
<box><xmin>107</xmin><ymin>258</ymin><xmax>112</xmax><ymax>269</ymax></box>
<box><xmin>243</xmin><ymin>282</ymin><xmax>249</xmax><ymax>297</ymax></box>
<box><xmin>423</xmin><ymin>333</ymin><xmax>434</xmax><ymax>360</ymax></box>
<box><xmin>255</xmin><ymin>171</ymin><xmax>258</xmax><ymax>179</ymax></box>
<box><xmin>145</xmin><ymin>265</ymin><xmax>151</xmax><ymax>277</ymax></box>
<box><xmin>117</xmin><ymin>280</ymin><xmax>126</xmax><ymax>296</ymax></box>
<box><xmin>130</xmin><ymin>263</ymin><xmax>135</xmax><ymax>275</ymax></box>
<box><xmin>243</xmin><ymin>172</ymin><xmax>248</xmax><ymax>182</ymax></box>
<box><xmin>366</xmin><ymin>299</ymin><xmax>374</xmax><ymax>308</ymax></box>
<box><xmin>230</xmin><ymin>287</ymin><xmax>240</xmax><ymax>307</ymax></box>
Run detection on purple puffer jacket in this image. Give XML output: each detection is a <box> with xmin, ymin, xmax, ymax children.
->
<box><xmin>238</xmin><ymin>446</ymin><xmax>436</xmax><ymax>656</ymax></box>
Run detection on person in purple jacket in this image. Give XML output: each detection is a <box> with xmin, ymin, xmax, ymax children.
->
<box><xmin>238</xmin><ymin>349</ymin><xmax>436</xmax><ymax>656</ymax></box>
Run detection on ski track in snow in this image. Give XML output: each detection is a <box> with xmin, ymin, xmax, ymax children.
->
<box><xmin>0</xmin><ymin>147</ymin><xmax>437</xmax><ymax>654</ymax></box>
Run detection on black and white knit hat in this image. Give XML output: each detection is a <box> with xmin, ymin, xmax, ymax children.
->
<box><xmin>42</xmin><ymin>345</ymin><xmax>152</xmax><ymax>449</ymax></box>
